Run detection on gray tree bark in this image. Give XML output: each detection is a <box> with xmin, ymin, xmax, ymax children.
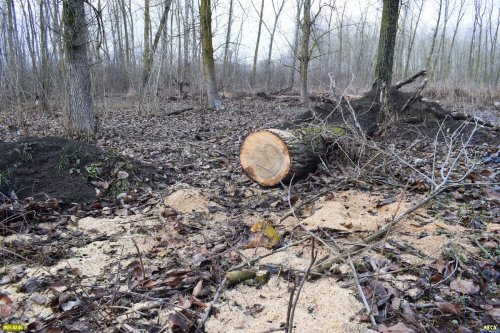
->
<box><xmin>251</xmin><ymin>0</ymin><xmax>264</xmax><ymax>90</ymax></box>
<box><xmin>299</xmin><ymin>0</ymin><xmax>311</xmax><ymax>103</ymax></box>
<box><xmin>289</xmin><ymin>0</ymin><xmax>303</xmax><ymax>90</ymax></box>
<box><xmin>374</xmin><ymin>0</ymin><xmax>401</xmax><ymax>86</ymax></box>
<box><xmin>62</xmin><ymin>0</ymin><xmax>95</xmax><ymax>137</ymax></box>
<box><xmin>200</xmin><ymin>0</ymin><xmax>221</xmax><ymax>109</ymax></box>
<box><xmin>222</xmin><ymin>0</ymin><xmax>234</xmax><ymax>83</ymax></box>
<box><xmin>265</xmin><ymin>0</ymin><xmax>285</xmax><ymax>90</ymax></box>
<box><xmin>39</xmin><ymin>0</ymin><xmax>49</xmax><ymax>110</ymax></box>
<box><xmin>142</xmin><ymin>0</ymin><xmax>172</xmax><ymax>89</ymax></box>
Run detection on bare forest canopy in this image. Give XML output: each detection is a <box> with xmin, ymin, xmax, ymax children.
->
<box><xmin>0</xmin><ymin>0</ymin><xmax>499</xmax><ymax>105</ymax></box>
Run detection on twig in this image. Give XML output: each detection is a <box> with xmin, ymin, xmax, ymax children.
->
<box><xmin>348</xmin><ymin>257</ymin><xmax>378</xmax><ymax>330</ymax></box>
<box><xmin>198</xmin><ymin>277</ymin><xmax>228</xmax><ymax>330</ymax></box>
<box><xmin>285</xmin><ymin>282</ymin><xmax>296</xmax><ymax>333</ymax></box>
<box><xmin>260</xmin><ymin>328</ymin><xmax>287</xmax><ymax>333</ymax></box>
<box><xmin>287</xmin><ymin>238</ymin><xmax>317</xmax><ymax>333</ymax></box>
<box><xmin>472</xmin><ymin>237</ymin><xmax>493</xmax><ymax>259</ymax></box>
<box><xmin>432</xmin><ymin>256</ymin><xmax>459</xmax><ymax>288</ymax></box>
<box><xmin>131</xmin><ymin>239</ymin><xmax>146</xmax><ymax>281</ymax></box>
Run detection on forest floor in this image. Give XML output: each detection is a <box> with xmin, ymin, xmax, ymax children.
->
<box><xmin>0</xmin><ymin>92</ymin><xmax>499</xmax><ymax>333</ymax></box>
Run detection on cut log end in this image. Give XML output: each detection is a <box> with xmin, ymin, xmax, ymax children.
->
<box><xmin>240</xmin><ymin>128</ymin><xmax>326</xmax><ymax>186</ymax></box>
<box><xmin>239</xmin><ymin>130</ymin><xmax>291</xmax><ymax>186</ymax></box>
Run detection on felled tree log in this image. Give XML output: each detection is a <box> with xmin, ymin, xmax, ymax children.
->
<box><xmin>239</xmin><ymin>128</ymin><xmax>331</xmax><ymax>186</ymax></box>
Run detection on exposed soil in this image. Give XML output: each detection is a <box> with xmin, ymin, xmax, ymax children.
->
<box><xmin>0</xmin><ymin>137</ymin><xmax>104</xmax><ymax>203</ymax></box>
<box><xmin>0</xmin><ymin>93</ymin><xmax>498</xmax><ymax>333</ymax></box>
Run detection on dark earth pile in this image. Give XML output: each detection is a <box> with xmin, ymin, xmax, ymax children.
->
<box><xmin>0</xmin><ymin>137</ymin><xmax>105</xmax><ymax>203</ymax></box>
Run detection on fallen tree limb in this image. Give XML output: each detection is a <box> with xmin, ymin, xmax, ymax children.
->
<box><xmin>166</xmin><ymin>107</ymin><xmax>194</xmax><ymax>116</ymax></box>
<box><xmin>401</xmin><ymin>79</ymin><xmax>428</xmax><ymax>113</ymax></box>
<box><xmin>392</xmin><ymin>69</ymin><xmax>427</xmax><ymax>89</ymax></box>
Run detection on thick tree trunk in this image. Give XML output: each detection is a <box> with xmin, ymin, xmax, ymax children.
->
<box><xmin>240</xmin><ymin>128</ymin><xmax>327</xmax><ymax>186</ymax></box>
<box><xmin>374</xmin><ymin>0</ymin><xmax>400</xmax><ymax>86</ymax></box>
<box><xmin>63</xmin><ymin>0</ymin><xmax>95</xmax><ymax>137</ymax></box>
<box><xmin>199</xmin><ymin>0</ymin><xmax>221</xmax><ymax>109</ymax></box>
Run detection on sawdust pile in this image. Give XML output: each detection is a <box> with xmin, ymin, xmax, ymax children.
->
<box><xmin>163</xmin><ymin>186</ymin><xmax>218</xmax><ymax>213</ymax></box>
<box><xmin>205</xmin><ymin>276</ymin><xmax>367</xmax><ymax>333</ymax></box>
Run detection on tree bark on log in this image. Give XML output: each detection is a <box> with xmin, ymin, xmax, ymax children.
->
<box><xmin>240</xmin><ymin>70</ymin><xmax>496</xmax><ymax>186</ymax></box>
<box><xmin>239</xmin><ymin>128</ymin><xmax>328</xmax><ymax>186</ymax></box>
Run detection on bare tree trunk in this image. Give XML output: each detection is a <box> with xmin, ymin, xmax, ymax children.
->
<box><xmin>191</xmin><ymin>0</ymin><xmax>197</xmax><ymax>65</ymax></box>
<box><xmin>426</xmin><ymin>0</ymin><xmax>442</xmax><ymax>72</ymax></box>
<box><xmin>128</xmin><ymin>0</ymin><xmax>136</xmax><ymax>69</ymax></box>
<box><xmin>62</xmin><ymin>0</ymin><xmax>95</xmax><ymax>137</ymax></box>
<box><xmin>199</xmin><ymin>0</ymin><xmax>221</xmax><ymax>109</ymax></box>
<box><xmin>142</xmin><ymin>0</ymin><xmax>151</xmax><ymax>88</ymax></box>
<box><xmin>299</xmin><ymin>0</ymin><xmax>311</xmax><ymax>103</ymax></box>
<box><xmin>474</xmin><ymin>0</ymin><xmax>486</xmax><ymax>80</ymax></box>
<box><xmin>251</xmin><ymin>0</ymin><xmax>264</xmax><ymax>90</ymax></box>
<box><xmin>142</xmin><ymin>0</ymin><xmax>172</xmax><ymax>88</ymax></box>
<box><xmin>374</xmin><ymin>0</ymin><xmax>401</xmax><ymax>86</ymax></box>
<box><xmin>176</xmin><ymin>0</ymin><xmax>182</xmax><ymax>81</ymax></box>
<box><xmin>468</xmin><ymin>1</ymin><xmax>479</xmax><ymax>79</ymax></box>
<box><xmin>444</xmin><ymin>0</ymin><xmax>466</xmax><ymax>79</ymax></box>
<box><xmin>23</xmin><ymin>1</ymin><xmax>38</xmax><ymax>88</ymax></box>
<box><xmin>265</xmin><ymin>0</ymin><xmax>285</xmax><ymax>90</ymax></box>
<box><xmin>433</xmin><ymin>0</ymin><xmax>451</xmax><ymax>79</ymax></box>
<box><xmin>222</xmin><ymin>0</ymin><xmax>234</xmax><ymax>84</ymax></box>
<box><xmin>489</xmin><ymin>5</ymin><xmax>499</xmax><ymax>86</ymax></box>
<box><xmin>119</xmin><ymin>0</ymin><xmax>130</xmax><ymax>67</ymax></box>
<box><xmin>394</xmin><ymin>1</ymin><xmax>408</xmax><ymax>79</ymax></box>
<box><xmin>6</xmin><ymin>0</ymin><xmax>16</xmax><ymax>68</ymax></box>
<box><xmin>183</xmin><ymin>0</ymin><xmax>190</xmax><ymax>80</ymax></box>
<box><xmin>355</xmin><ymin>6</ymin><xmax>369</xmax><ymax>81</ymax></box>
<box><xmin>112</xmin><ymin>0</ymin><xmax>125</xmax><ymax>67</ymax></box>
<box><xmin>47</xmin><ymin>0</ymin><xmax>63</xmax><ymax>64</ymax></box>
<box><xmin>290</xmin><ymin>0</ymin><xmax>303</xmax><ymax>90</ymax></box>
<box><xmin>39</xmin><ymin>0</ymin><xmax>49</xmax><ymax>110</ymax></box>
<box><xmin>336</xmin><ymin>3</ymin><xmax>346</xmax><ymax>75</ymax></box>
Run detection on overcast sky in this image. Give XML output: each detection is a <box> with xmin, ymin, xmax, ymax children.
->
<box><xmin>111</xmin><ymin>0</ymin><xmax>486</xmax><ymax>65</ymax></box>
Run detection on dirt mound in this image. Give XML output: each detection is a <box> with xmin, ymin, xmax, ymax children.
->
<box><xmin>0</xmin><ymin>137</ymin><xmax>104</xmax><ymax>203</ymax></box>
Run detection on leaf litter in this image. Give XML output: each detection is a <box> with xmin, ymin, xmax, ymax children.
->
<box><xmin>0</xmin><ymin>95</ymin><xmax>499</xmax><ymax>332</ymax></box>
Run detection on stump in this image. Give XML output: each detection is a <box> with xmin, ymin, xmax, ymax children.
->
<box><xmin>239</xmin><ymin>128</ymin><xmax>327</xmax><ymax>186</ymax></box>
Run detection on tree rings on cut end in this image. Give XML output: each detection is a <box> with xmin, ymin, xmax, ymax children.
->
<box><xmin>239</xmin><ymin>130</ymin><xmax>291</xmax><ymax>186</ymax></box>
